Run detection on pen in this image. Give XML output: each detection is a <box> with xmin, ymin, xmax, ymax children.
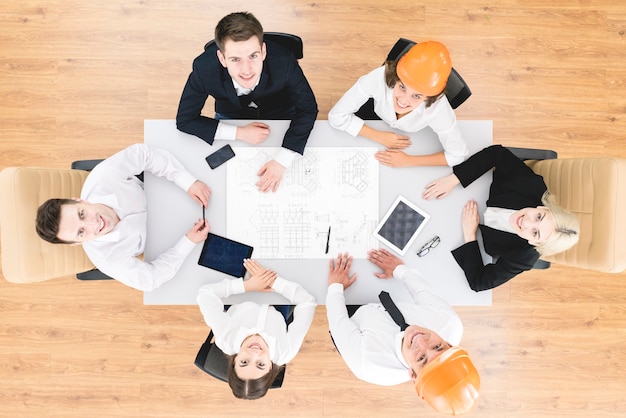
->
<box><xmin>325</xmin><ymin>226</ymin><xmax>331</xmax><ymax>254</ymax></box>
<box><xmin>202</xmin><ymin>206</ymin><xmax>205</xmax><ymax>221</ymax></box>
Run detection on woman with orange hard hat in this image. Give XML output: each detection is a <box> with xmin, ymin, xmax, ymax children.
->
<box><xmin>329</xmin><ymin>41</ymin><xmax>469</xmax><ymax>168</ymax></box>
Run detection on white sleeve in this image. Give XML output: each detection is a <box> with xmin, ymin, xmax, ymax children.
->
<box><xmin>196</xmin><ymin>278</ymin><xmax>246</xmax><ymax>335</ymax></box>
<box><xmin>428</xmin><ymin>100</ymin><xmax>469</xmax><ymax>166</ymax></box>
<box><xmin>94</xmin><ymin>143</ymin><xmax>197</xmax><ymax>192</ymax></box>
<box><xmin>328</xmin><ymin>67</ymin><xmax>386</xmax><ymax>137</ymax></box>
<box><xmin>271</xmin><ymin>276</ymin><xmax>317</xmax><ymax>362</ymax></box>
<box><xmin>84</xmin><ymin>234</ymin><xmax>196</xmax><ymax>292</ymax></box>
<box><xmin>393</xmin><ymin>265</ymin><xmax>453</xmax><ymax>308</ymax></box>
<box><xmin>325</xmin><ymin>283</ymin><xmax>366</xmax><ymax>373</ymax></box>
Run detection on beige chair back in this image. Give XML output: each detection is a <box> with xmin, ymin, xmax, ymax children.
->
<box><xmin>527</xmin><ymin>157</ymin><xmax>626</xmax><ymax>273</ymax></box>
<box><xmin>0</xmin><ymin>167</ymin><xmax>95</xmax><ymax>283</ymax></box>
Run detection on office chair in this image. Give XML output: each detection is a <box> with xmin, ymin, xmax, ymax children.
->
<box><xmin>0</xmin><ymin>160</ymin><xmax>112</xmax><ymax>283</ymax></box>
<box><xmin>507</xmin><ymin>147</ymin><xmax>626</xmax><ymax>273</ymax></box>
<box><xmin>194</xmin><ymin>305</ymin><xmax>295</xmax><ymax>388</ymax></box>
<box><xmin>355</xmin><ymin>38</ymin><xmax>472</xmax><ymax>120</ymax></box>
<box><xmin>204</xmin><ymin>32</ymin><xmax>304</xmax><ymax>59</ymax></box>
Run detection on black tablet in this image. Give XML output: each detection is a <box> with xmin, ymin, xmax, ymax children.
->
<box><xmin>198</xmin><ymin>233</ymin><xmax>254</xmax><ymax>278</ymax></box>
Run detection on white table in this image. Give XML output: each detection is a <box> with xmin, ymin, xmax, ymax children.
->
<box><xmin>143</xmin><ymin>120</ymin><xmax>492</xmax><ymax>306</ymax></box>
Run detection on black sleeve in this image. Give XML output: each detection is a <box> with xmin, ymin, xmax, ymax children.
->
<box><xmin>451</xmin><ymin>241</ymin><xmax>539</xmax><ymax>291</ymax></box>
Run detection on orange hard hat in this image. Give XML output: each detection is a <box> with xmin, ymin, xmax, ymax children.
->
<box><xmin>396</xmin><ymin>41</ymin><xmax>452</xmax><ymax>96</ymax></box>
<box><xmin>414</xmin><ymin>346</ymin><xmax>480</xmax><ymax>415</ymax></box>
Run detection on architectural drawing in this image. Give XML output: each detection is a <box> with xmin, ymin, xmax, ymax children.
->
<box><xmin>227</xmin><ymin>147</ymin><xmax>379</xmax><ymax>258</ymax></box>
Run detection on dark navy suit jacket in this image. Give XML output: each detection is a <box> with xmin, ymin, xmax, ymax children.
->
<box><xmin>176</xmin><ymin>40</ymin><xmax>318</xmax><ymax>155</ymax></box>
<box><xmin>450</xmin><ymin>145</ymin><xmax>547</xmax><ymax>292</ymax></box>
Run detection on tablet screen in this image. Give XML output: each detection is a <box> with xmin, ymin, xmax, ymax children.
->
<box><xmin>374</xmin><ymin>195</ymin><xmax>430</xmax><ymax>255</ymax></box>
<box><xmin>198</xmin><ymin>233</ymin><xmax>254</xmax><ymax>278</ymax></box>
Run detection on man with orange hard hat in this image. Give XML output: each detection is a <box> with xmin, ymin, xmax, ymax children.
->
<box><xmin>329</xmin><ymin>40</ymin><xmax>469</xmax><ymax>169</ymax></box>
<box><xmin>326</xmin><ymin>250</ymin><xmax>480</xmax><ymax>415</ymax></box>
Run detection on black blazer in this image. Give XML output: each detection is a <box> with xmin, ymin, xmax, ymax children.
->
<box><xmin>176</xmin><ymin>40</ymin><xmax>318</xmax><ymax>155</ymax></box>
<box><xmin>450</xmin><ymin>145</ymin><xmax>547</xmax><ymax>291</ymax></box>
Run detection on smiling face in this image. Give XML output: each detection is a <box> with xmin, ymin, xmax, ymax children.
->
<box><xmin>217</xmin><ymin>37</ymin><xmax>266</xmax><ymax>90</ymax></box>
<box><xmin>392</xmin><ymin>79</ymin><xmax>427</xmax><ymax>115</ymax></box>
<box><xmin>234</xmin><ymin>334</ymin><xmax>272</xmax><ymax>380</ymax></box>
<box><xmin>509</xmin><ymin>206</ymin><xmax>556</xmax><ymax>246</ymax></box>
<box><xmin>401</xmin><ymin>325</ymin><xmax>451</xmax><ymax>382</ymax></box>
<box><xmin>56</xmin><ymin>200</ymin><xmax>120</xmax><ymax>244</ymax></box>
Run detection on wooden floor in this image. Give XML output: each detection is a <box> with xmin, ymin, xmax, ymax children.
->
<box><xmin>1</xmin><ymin>1</ymin><xmax>625</xmax><ymax>417</ymax></box>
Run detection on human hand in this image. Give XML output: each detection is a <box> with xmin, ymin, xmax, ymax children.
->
<box><xmin>244</xmin><ymin>266</ymin><xmax>277</xmax><ymax>293</ymax></box>
<box><xmin>327</xmin><ymin>253</ymin><xmax>357</xmax><ymax>289</ymax></box>
<box><xmin>187</xmin><ymin>180</ymin><xmax>212</xmax><ymax>207</ymax></box>
<box><xmin>422</xmin><ymin>174</ymin><xmax>460</xmax><ymax>200</ymax></box>
<box><xmin>256</xmin><ymin>159</ymin><xmax>286</xmax><ymax>193</ymax></box>
<box><xmin>374</xmin><ymin>149</ymin><xmax>414</xmax><ymax>167</ymax></box>
<box><xmin>236</xmin><ymin>122</ymin><xmax>270</xmax><ymax>145</ymax></box>
<box><xmin>243</xmin><ymin>258</ymin><xmax>269</xmax><ymax>276</ymax></box>
<box><xmin>375</xmin><ymin>131</ymin><xmax>411</xmax><ymax>149</ymax></box>
<box><xmin>367</xmin><ymin>248</ymin><xmax>403</xmax><ymax>279</ymax></box>
<box><xmin>185</xmin><ymin>218</ymin><xmax>210</xmax><ymax>243</ymax></box>
<box><xmin>461</xmin><ymin>199</ymin><xmax>480</xmax><ymax>242</ymax></box>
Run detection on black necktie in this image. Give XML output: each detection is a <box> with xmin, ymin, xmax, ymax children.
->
<box><xmin>379</xmin><ymin>291</ymin><xmax>408</xmax><ymax>331</ymax></box>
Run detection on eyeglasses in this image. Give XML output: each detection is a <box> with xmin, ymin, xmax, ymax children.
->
<box><xmin>417</xmin><ymin>236</ymin><xmax>440</xmax><ymax>257</ymax></box>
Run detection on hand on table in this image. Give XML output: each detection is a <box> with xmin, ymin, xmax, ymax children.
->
<box><xmin>256</xmin><ymin>159</ymin><xmax>286</xmax><ymax>193</ymax></box>
<box><xmin>327</xmin><ymin>253</ymin><xmax>357</xmax><ymax>290</ymax></box>
<box><xmin>461</xmin><ymin>199</ymin><xmax>480</xmax><ymax>243</ymax></box>
<box><xmin>374</xmin><ymin>131</ymin><xmax>411</xmax><ymax>149</ymax></box>
<box><xmin>243</xmin><ymin>259</ymin><xmax>277</xmax><ymax>292</ymax></box>
<box><xmin>422</xmin><ymin>173</ymin><xmax>460</xmax><ymax>200</ymax></box>
<box><xmin>374</xmin><ymin>149</ymin><xmax>413</xmax><ymax>167</ymax></box>
<box><xmin>367</xmin><ymin>248</ymin><xmax>403</xmax><ymax>279</ymax></box>
<box><xmin>236</xmin><ymin>122</ymin><xmax>270</xmax><ymax>145</ymax></box>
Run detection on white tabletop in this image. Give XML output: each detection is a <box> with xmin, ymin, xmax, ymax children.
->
<box><xmin>143</xmin><ymin>119</ymin><xmax>493</xmax><ymax>306</ymax></box>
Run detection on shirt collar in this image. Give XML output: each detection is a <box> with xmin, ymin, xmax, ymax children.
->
<box><xmin>395</xmin><ymin>331</ymin><xmax>409</xmax><ymax>369</ymax></box>
<box><xmin>232</xmin><ymin>77</ymin><xmax>260</xmax><ymax>96</ymax></box>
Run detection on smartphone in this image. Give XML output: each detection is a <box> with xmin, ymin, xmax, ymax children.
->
<box><xmin>205</xmin><ymin>144</ymin><xmax>235</xmax><ymax>169</ymax></box>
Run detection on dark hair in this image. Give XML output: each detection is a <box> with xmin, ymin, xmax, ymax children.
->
<box><xmin>226</xmin><ymin>354</ymin><xmax>284</xmax><ymax>400</ymax></box>
<box><xmin>35</xmin><ymin>198</ymin><xmax>77</xmax><ymax>244</ymax></box>
<box><xmin>384</xmin><ymin>60</ymin><xmax>443</xmax><ymax>108</ymax></box>
<box><xmin>214</xmin><ymin>12</ymin><xmax>263</xmax><ymax>51</ymax></box>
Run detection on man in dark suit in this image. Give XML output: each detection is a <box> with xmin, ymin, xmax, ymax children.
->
<box><xmin>176</xmin><ymin>12</ymin><xmax>318</xmax><ymax>193</ymax></box>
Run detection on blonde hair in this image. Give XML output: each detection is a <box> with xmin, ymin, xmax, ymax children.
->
<box><xmin>535</xmin><ymin>191</ymin><xmax>580</xmax><ymax>256</ymax></box>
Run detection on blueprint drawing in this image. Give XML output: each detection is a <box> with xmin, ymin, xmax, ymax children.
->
<box><xmin>226</xmin><ymin>147</ymin><xmax>380</xmax><ymax>259</ymax></box>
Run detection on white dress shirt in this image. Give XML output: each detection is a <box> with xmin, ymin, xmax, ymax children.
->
<box><xmin>197</xmin><ymin>276</ymin><xmax>317</xmax><ymax>365</ymax></box>
<box><xmin>214</xmin><ymin>78</ymin><xmax>298</xmax><ymax>168</ymax></box>
<box><xmin>326</xmin><ymin>264</ymin><xmax>464</xmax><ymax>386</ymax></box>
<box><xmin>81</xmin><ymin>144</ymin><xmax>198</xmax><ymax>291</ymax></box>
<box><xmin>328</xmin><ymin>65</ymin><xmax>469</xmax><ymax>166</ymax></box>
<box><xmin>484</xmin><ymin>207</ymin><xmax>516</xmax><ymax>234</ymax></box>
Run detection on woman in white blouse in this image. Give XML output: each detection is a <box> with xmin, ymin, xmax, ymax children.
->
<box><xmin>197</xmin><ymin>259</ymin><xmax>316</xmax><ymax>399</ymax></box>
<box><xmin>328</xmin><ymin>41</ymin><xmax>469</xmax><ymax>168</ymax></box>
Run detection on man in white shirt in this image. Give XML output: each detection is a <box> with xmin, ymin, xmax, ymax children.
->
<box><xmin>326</xmin><ymin>250</ymin><xmax>480</xmax><ymax>415</ymax></box>
<box><xmin>35</xmin><ymin>144</ymin><xmax>211</xmax><ymax>291</ymax></box>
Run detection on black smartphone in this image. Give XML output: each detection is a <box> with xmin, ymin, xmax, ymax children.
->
<box><xmin>205</xmin><ymin>144</ymin><xmax>235</xmax><ymax>169</ymax></box>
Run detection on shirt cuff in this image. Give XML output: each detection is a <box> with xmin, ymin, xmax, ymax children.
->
<box><xmin>393</xmin><ymin>264</ymin><xmax>409</xmax><ymax>280</ymax></box>
<box><xmin>271</xmin><ymin>276</ymin><xmax>287</xmax><ymax>292</ymax></box>
<box><xmin>215</xmin><ymin>122</ymin><xmax>238</xmax><ymax>141</ymax></box>
<box><xmin>273</xmin><ymin>148</ymin><xmax>298</xmax><ymax>168</ymax></box>
<box><xmin>175</xmin><ymin>171</ymin><xmax>198</xmax><ymax>192</ymax></box>
<box><xmin>175</xmin><ymin>233</ymin><xmax>197</xmax><ymax>255</ymax></box>
<box><xmin>327</xmin><ymin>282</ymin><xmax>344</xmax><ymax>294</ymax></box>
<box><xmin>347</xmin><ymin>117</ymin><xmax>365</xmax><ymax>137</ymax></box>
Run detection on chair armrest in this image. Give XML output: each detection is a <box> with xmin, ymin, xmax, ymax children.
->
<box><xmin>506</xmin><ymin>147</ymin><xmax>557</xmax><ymax>161</ymax></box>
<box><xmin>71</xmin><ymin>159</ymin><xmax>104</xmax><ymax>171</ymax></box>
<box><xmin>76</xmin><ymin>268</ymin><xmax>113</xmax><ymax>280</ymax></box>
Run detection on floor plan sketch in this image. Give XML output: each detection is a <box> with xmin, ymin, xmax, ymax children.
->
<box><xmin>227</xmin><ymin>147</ymin><xmax>380</xmax><ymax>258</ymax></box>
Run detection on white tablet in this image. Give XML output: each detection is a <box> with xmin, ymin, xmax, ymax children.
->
<box><xmin>374</xmin><ymin>195</ymin><xmax>430</xmax><ymax>255</ymax></box>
